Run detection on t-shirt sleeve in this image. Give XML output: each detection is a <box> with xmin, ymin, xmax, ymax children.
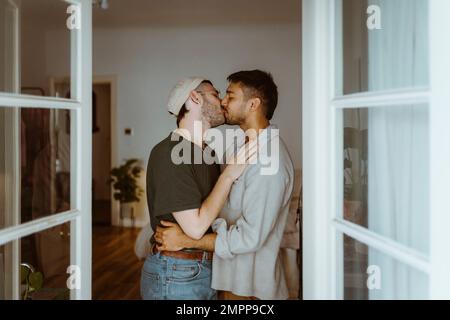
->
<box><xmin>152</xmin><ymin>161</ymin><xmax>202</xmax><ymax>216</ymax></box>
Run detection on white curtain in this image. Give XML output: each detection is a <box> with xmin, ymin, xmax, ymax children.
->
<box><xmin>367</xmin><ymin>0</ymin><xmax>429</xmax><ymax>299</ymax></box>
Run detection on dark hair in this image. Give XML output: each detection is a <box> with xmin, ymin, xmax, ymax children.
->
<box><xmin>227</xmin><ymin>70</ymin><xmax>278</xmax><ymax>120</ymax></box>
<box><xmin>176</xmin><ymin>104</ymin><xmax>188</xmax><ymax>127</ymax></box>
<box><xmin>174</xmin><ymin>80</ymin><xmax>213</xmax><ymax>127</ymax></box>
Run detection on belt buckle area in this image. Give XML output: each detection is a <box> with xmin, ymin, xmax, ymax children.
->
<box><xmin>200</xmin><ymin>251</ymin><xmax>213</xmax><ymax>261</ymax></box>
<box><xmin>165</xmin><ymin>250</ymin><xmax>211</xmax><ymax>261</ymax></box>
<box><xmin>205</xmin><ymin>251</ymin><xmax>213</xmax><ymax>260</ymax></box>
<box><xmin>186</xmin><ymin>250</ymin><xmax>212</xmax><ymax>261</ymax></box>
<box><xmin>152</xmin><ymin>244</ymin><xmax>212</xmax><ymax>261</ymax></box>
<box><xmin>172</xmin><ymin>250</ymin><xmax>202</xmax><ymax>260</ymax></box>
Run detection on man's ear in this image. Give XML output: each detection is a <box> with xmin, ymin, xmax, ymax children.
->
<box><xmin>189</xmin><ymin>90</ymin><xmax>203</xmax><ymax>106</ymax></box>
<box><xmin>248</xmin><ymin>97</ymin><xmax>261</xmax><ymax>111</ymax></box>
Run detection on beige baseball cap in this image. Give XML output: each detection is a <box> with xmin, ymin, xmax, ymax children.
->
<box><xmin>167</xmin><ymin>77</ymin><xmax>205</xmax><ymax>116</ymax></box>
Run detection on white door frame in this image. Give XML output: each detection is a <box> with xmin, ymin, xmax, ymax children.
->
<box><xmin>1</xmin><ymin>0</ymin><xmax>21</xmax><ymax>300</ymax></box>
<box><xmin>302</xmin><ymin>0</ymin><xmax>450</xmax><ymax>299</ymax></box>
<box><xmin>302</xmin><ymin>0</ymin><xmax>336</xmax><ymax>299</ymax></box>
<box><xmin>91</xmin><ymin>76</ymin><xmax>119</xmax><ymax>226</ymax></box>
<box><xmin>51</xmin><ymin>75</ymin><xmax>119</xmax><ymax>226</ymax></box>
<box><xmin>0</xmin><ymin>0</ymin><xmax>92</xmax><ymax>300</ymax></box>
<box><xmin>428</xmin><ymin>0</ymin><xmax>450</xmax><ymax>299</ymax></box>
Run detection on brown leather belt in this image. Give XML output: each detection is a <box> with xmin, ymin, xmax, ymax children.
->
<box><xmin>151</xmin><ymin>243</ymin><xmax>213</xmax><ymax>261</ymax></box>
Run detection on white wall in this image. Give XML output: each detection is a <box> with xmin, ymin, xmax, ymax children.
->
<box><xmin>92</xmin><ymin>24</ymin><xmax>302</xmax><ymax>166</ymax></box>
<box><xmin>25</xmin><ymin>22</ymin><xmax>302</xmax><ymax>226</ymax></box>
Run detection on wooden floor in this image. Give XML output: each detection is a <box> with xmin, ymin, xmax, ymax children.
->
<box><xmin>92</xmin><ymin>226</ymin><xmax>144</xmax><ymax>300</ymax></box>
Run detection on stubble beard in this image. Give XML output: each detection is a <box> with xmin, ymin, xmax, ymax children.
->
<box><xmin>224</xmin><ymin>109</ymin><xmax>245</xmax><ymax>126</ymax></box>
<box><xmin>202</xmin><ymin>101</ymin><xmax>225</xmax><ymax>128</ymax></box>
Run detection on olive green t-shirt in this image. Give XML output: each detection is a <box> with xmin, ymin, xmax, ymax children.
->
<box><xmin>146</xmin><ymin>132</ymin><xmax>220</xmax><ymax>237</ymax></box>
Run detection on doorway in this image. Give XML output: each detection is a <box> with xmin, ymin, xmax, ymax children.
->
<box><xmin>51</xmin><ymin>75</ymin><xmax>118</xmax><ymax>227</ymax></box>
<box><xmin>92</xmin><ymin>83</ymin><xmax>111</xmax><ymax>225</ymax></box>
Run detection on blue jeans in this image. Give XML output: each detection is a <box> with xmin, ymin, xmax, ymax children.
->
<box><xmin>140</xmin><ymin>252</ymin><xmax>217</xmax><ymax>300</ymax></box>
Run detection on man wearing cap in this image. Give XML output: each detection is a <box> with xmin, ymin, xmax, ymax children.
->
<box><xmin>154</xmin><ymin>70</ymin><xmax>295</xmax><ymax>300</ymax></box>
<box><xmin>141</xmin><ymin>77</ymin><xmax>255</xmax><ymax>300</ymax></box>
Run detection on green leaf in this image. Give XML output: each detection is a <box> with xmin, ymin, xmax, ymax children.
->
<box><xmin>125</xmin><ymin>159</ymin><xmax>138</xmax><ymax>167</ymax></box>
<box><xmin>110</xmin><ymin>158</ymin><xmax>143</xmax><ymax>204</ymax></box>
<box><xmin>28</xmin><ymin>271</ymin><xmax>44</xmax><ymax>291</ymax></box>
<box><xmin>132</xmin><ymin>167</ymin><xmax>142</xmax><ymax>176</ymax></box>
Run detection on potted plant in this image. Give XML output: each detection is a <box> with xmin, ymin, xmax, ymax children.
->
<box><xmin>20</xmin><ymin>263</ymin><xmax>43</xmax><ymax>300</ymax></box>
<box><xmin>109</xmin><ymin>159</ymin><xmax>144</xmax><ymax>227</ymax></box>
<box><xmin>20</xmin><ymin>263</ymin><xmax>70</xmax><ymax>300</ymax></box>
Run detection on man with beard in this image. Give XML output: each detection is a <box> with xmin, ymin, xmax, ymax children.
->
<box><xmin>141</xmin><ymin>77</ymin><xmax>256</xmax><ymax>300</ymax></box>
<box><xmin>155</xmin><ymin>70</ymin><xmax>295</xmax><ymax>300</ymax></box>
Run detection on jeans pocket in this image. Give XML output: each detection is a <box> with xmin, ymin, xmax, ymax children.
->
<box><xmin>168</xmin><ymin>262</ymin><xmax>202</xmax><ymax>283</ymax></box>
<box><xmin>140</xmin><ymin>269</ymin><xmax>161</xmax><ymax>300</ymax></box>
<box><xmin>167</xmin><ymin>262</ymin><xmax>215</xmax><ymax>300</ymax></box>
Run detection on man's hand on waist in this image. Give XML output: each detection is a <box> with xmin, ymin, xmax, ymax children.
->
<box><xmin>155</xmin><ymin>220</ymin><xmax>190</xmax><ymax>252</ymax></box>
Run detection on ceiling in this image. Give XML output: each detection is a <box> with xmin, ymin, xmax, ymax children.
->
<box><xmin>21</xmin><ymin>0</ymin><xmax>301</xmax><ymax>28</ymax></box>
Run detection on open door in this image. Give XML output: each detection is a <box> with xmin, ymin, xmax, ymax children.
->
<box><xmin>0</xmin><ymin>0</ymin><xmax>92</xmax><ymax>300</ymax></box>
<box><xmin>303</xmin><ymin>0</ymin><xmax>450</xmax><ymax>299</ymax></box>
